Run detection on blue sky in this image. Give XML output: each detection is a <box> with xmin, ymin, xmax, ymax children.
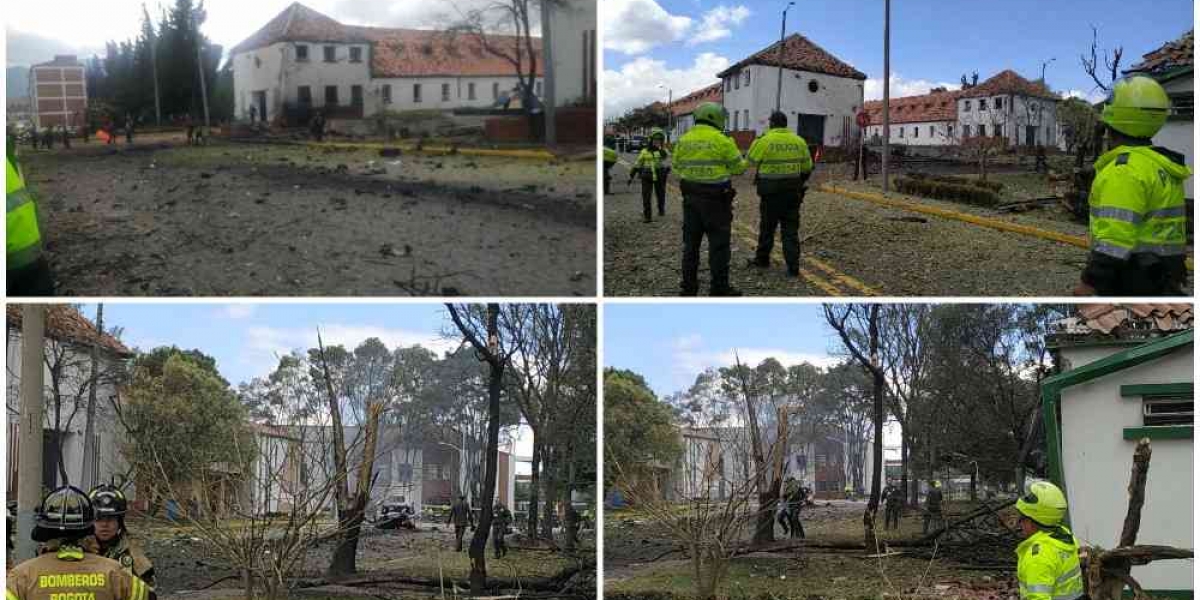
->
<box><xmin>603</xmin><ymin>0</ymin><xmax>1194</xmax><ymax>116</ymax></box>
<box><xmin>85</xmin><ymin>303</ymin><xmax>459</xmax><ymax>387</ymax></box>
<box><xmin>604</xmin><ymin>303</ymin><xmax>844</xmax><ymax>398</ymax></box>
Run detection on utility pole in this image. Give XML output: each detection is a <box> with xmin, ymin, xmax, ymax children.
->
<box><xmin>1040</xmin><ymin>57</ymin><xmax>1056</xmax><ymax>82</ymax></box>
<box><xmin>541</xmin><ymin>0</ymin><xmax>556</xmax><ymax>146</ymax></box>
<box><xmin>881</xmin><ymin>0</ymin><xmax>891</xmax><ymax>193</ymax></box>
<box><xmin>775</xmin><ymin>1</ymin><xmax>795</xmax><ymax>112</ymax></box>
<box><xmin>193</xmin><ymin>8</ymin><xmax>211</xmax><ymax>127</ymax></box>
<box><xmin>81</xmin><ymin>304</ymin><xmax>103</xmax><ymax>489</ymax></box>
<box><xmin>16</xmin><ymin>304</ymin><xmax>46</xmax><ymax>563</ymax></box>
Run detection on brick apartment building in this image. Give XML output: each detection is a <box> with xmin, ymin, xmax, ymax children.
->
<box><xmin>29</xmin><ymin>55</ymin><xmax>88</xmax><ymax>129</ymax></box>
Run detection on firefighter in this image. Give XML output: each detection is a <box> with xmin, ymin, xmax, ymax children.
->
<box><xmin>1013</xmin><ymin>481</ymin><xmax>1084</xmax><ymax>600</ymax></box>
<box><xmin>631</xmin><ymin>128</ymin><xmax>671</xmax><ymax>222</ymax></box>
<box><xmin>923</xmin><ymin>480</ymin><xmax>944</xmax><ymax>534</ymax></box>
<box><xmin>447</xmin><ymin>495</ymin><xmax>474</xmax><ymax>553</ymax></box>
<box><xmin>7</xmin><ymin>152</ymin><xmax>54</xmax><ymax>296</ymax></box>
<box><xmin>672</xmin><ymin>102</ymin><xmax>747</xmax><ymax>296</ymax></box>
<box><xmin>7</xmin><ymin>486</ymin><xmax>153</xmax><ymax>600</ymax></box>
<box><xmin>88</xmin><ymin>485</ymin><xmax>155</xmax><ymax>587</ymax></box>
<box><xmin>603</xmin><ymin>138</ymin><xmax>618</xmax><ymax>195</ymax></box>
<box><xmin>490</xmin><ymin>501</ymin><xmax>512</xmax><ymax>559</ymax></box>
<box><xmin>1076</xmin><ymin>75</ymin><xmax>1190</xmax><ymax>296</ymax></box>
<box><xmin>746</xmin><ymin>111</ymin><xmax>813</xmax><ymax>276</ymax></box>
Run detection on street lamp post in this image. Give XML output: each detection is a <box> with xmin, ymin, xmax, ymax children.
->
<box><xmin>775</xmin><ymin>1</ymin><xmax>796</xmax><ymax>112</ymax></box>
<box><xmin>658</xmin><ymin>83</ymin><xmax>673</xmax><ymax>139</ymax></box>
<box><xmin>881</xmin><ymin>0</ymin><xmax>891</xmax><ymax>192</ymax></box>
<box><xmin>1040</xmin><ymin>57</ymin><xmax>1056</xmax><ymax>82</ymax></box>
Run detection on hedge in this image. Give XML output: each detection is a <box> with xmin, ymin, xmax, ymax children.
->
<box><xmin>907</xmin><ymin>171</ymin><xmax>1004</xmax><ymax>193</ymax></box>
<box><xmin>894</xmin><ymin>176</ymin><xmax>1001</xmax><ymax>207</ymax></box>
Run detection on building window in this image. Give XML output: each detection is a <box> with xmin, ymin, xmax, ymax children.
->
<box><xmin>733</xmin><ymin>111</ymin><xmax>738</xmax><ymax>130</ymax></box>
<box><xmin>913</xmin><ymin>127</ymin><xmax>919</xmax><ymax>138</ymax></box>
<box><xmin>734</xmin><ymin>73</ymin><xmax>740</xmax><ymax>90</ymax></box>
<box><xmin>978</xmin><ymin>98</ymin><xmax>987</xmax><ymax>111</ymax></box>
<box><xmin>743</xmin><ymin>70</ymin><xmax>750</xmax><ymax>85</ymax></box>
<box><xmin>1142</xmin><ymin>395</ymin><xmax>1193</xmax><ymax>426</ymax></box>
<box><xmin>493</xmin><ymin>82</ymin><xmax>500</xmax><ymax>100</ymax></box>
<box><xmin>398</xmin><ymin>464</ymin><xmax>413</xmax><ymax>483</ymax></box>
<box><xmin>351</xmin><ymin>85</ymin><xmax>363</xmax><ymax>106</ymax></box>
<box><xmin>325</xmin><ymin>85</ymin><xmax>338</xmax><ymax>105</ymax></box>
<box><xmin>298</xmin><ymin>85</ymin><xmax>312</xmax><ymax>105</ymax></box>
<box><xmin>808</xmin><ymin>79</ymin><xmax>820</xmax><ymax>93</ymax></box>
<box><xmin>413</xmin><ymin>84</ymin><xmax>422</xmax><ymax>103</ymax></box>
<box><xmin>948</xmin><ymin>123</ymin><xmax>954</xmax><ymax>137</ymax></box>
<box><xmin>254</xmin><ymin>56</ymin><xmax>261</xmax><ymax>68</ymax></box>
<box><xmin>535</xmin><ymin>80</ymin><xmax>543</xmax><ymax>96</ymax></box>
<box><xmin>324</xmin><ymin>46</ymin><xmax>336</xmax><ymax>62</ymax></box>
<box><xmin>296</xmin><ymin>45</ymin><xmax>309</xmax><ymax>61</ymax></box>
<box><xmin>382</xmin><ymin>84</ymin><xmax>391</xmax><ymax>104</ymax></box>
<box><xmin>963</xmin><ymin>100</ymin><xmax>971</xmax><ymax>112</ymax></box>
<box><xmin>994</xmin><ymin>124</ymin><xmax>1003</xmax><ymax>137</ymax></box>
<box><xmin>441</xmin><ymin>83</ymin><xmax>450</xmax><ymax>102</ymax></box>
<box><xmin>468</xmin><ymin>82</ymin><xmax>476</xmax><ymax>100</ymax></box>
<box><xmin>994</xmin><ymin>97</ymin><xmax>1004</xmax><ymax>109</ymax></box>
<box><xmin>929</xmin><ymin>125</ymin><xmax>935</xmax><ymax>137</ymax></box>
<box><xmin>978</xmin><ymin>124</ymin><xmax>986</xmax><ymax>137</ymax></box>
<box><xmin>350</xmin><ymin>47</ymin><xmax>362</xmax><ymax>63</ymax></box>
<box><xmin>725</xmin><ymin>78</ymin><xmax>731</xmax><ymax>92</ymax></box>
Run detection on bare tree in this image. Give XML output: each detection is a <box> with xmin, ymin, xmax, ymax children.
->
<box><xmin>1081</xmin><ymin>25</ymin><xmax>1124</xmax><ymax>93</ymax></box>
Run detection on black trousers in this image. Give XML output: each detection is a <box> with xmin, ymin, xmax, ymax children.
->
<box><xmin>454</xmin><ymin>525</ymin><xmax>468</xmax><ymax>552</ymax></box>
<box><xmin>641</xmin><ymin>175</ymin><xmax>667</xmax><ymax>219</ymax></box>
<box><xmin>1083</xmin><ymin>251</ymin><xmax>1187</xmax><ymax>296</ymax></box>
<box><xmin>787</xmin><ymin>508</ymin><xmax>804</xmax><ymax>539</ymax></box>
<box><xmin>755</xmin><ymin>192</ymin><xmax>802</xmax><ymax>271</ymax></box>
<box><xmin>885</xmin><ymin>505</ymin><xmax>901</xmax><ymax>530</ymax></box>
<box><xmin>603</xmin><ymin>161</ymin><xmax>615</xmax><ymax>195</ymax></box>
<box><xmin>7</xmin><ymin>258</ymin><xmax>55</xmax><ymax>296</ymax></box>
<box><xmin>492</xmin><ymin>529</ymin><xmax>507</xmax><ymax>558</ymax></box>
<box><xmin>680</xmin><ymin>183</ymin><xmax>733</xmax><ymax>295</ymax></box>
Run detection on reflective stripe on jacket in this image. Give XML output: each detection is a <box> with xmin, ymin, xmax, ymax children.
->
<box><xmin>1089</xmin><ymin>145</ymin><xmax>1190</xmax><ymax>260</ymax></box>
<box><xmin>1015</xmin><ymin>528</ymin><xmax>1085</xmax><ymax>600</ymax></box>
<box><xmin>672</xmin><ymin>124</ymin><xmax>747</xmax><ymax>185</ymax></box>
<box><xmin>635</xmin><ymin>148</ymin><xmax>671</xmax><ymax>182</ymax></box>
<box><xmin>7</xmin><ymin>155</ymin><xmax>43</xmax><ymax>270</ymax></box>
<box><xmin>747</xmin><ymin>128</ymin><xmax>813</xmax><ymax>180</ymax></box>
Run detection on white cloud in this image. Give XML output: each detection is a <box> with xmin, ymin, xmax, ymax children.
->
<box><xmin>603</xmin><ymin>52</ymin><xmax>731</xmax><ymax>118</ymax></box>
<box><xmin>668</xmin><ymin>334</ymin><xmax>839</xmax><ymax>391</ymax></box>
<box><xmin>863</xmin><ymin>73</ymin><xmax>961</xmax><ymax>101</ymax></box>
<box><xmin>688</xmin><ymin>5</ymin><xmax>750</xmax><ymax>45</ymax></box>
<box><xmin>241</xmin><ymin>324</ymin><xmax>460</xmax><ymax>380</ymax></box>
<box><xmin>1063</xmin><ymin>89</ymin><xmax>1106</xmax><ymax>104</ymax></box>
<box><xmin>218</xmin><ymin>305</ymin><xmax>258</xmax><ymax>320</ymax></box>
<box><xmin>603</xmin><ymin>0</ymin><xmax>692</xmax><ymax>55</ymax></box>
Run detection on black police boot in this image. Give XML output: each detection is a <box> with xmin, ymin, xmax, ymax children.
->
<box><xmin>748</xmin><ymin>257</ymin><xmax>769</xmax><ymax>269</ymax></box>
<box><xmin>710</xmin><ymin>286</ymin><xmax>743</xmax><ymax>297</ymax></box>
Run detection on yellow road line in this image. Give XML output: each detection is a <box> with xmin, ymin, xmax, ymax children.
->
<box><xmin>731</xmin><ymin>222</ymin><xmax>845</xmax><ymax>296</ymax></box>
<box><xmin>803</xmin><ymin>255</ymin><xmax>879</xmax><ymax>296</ymax></box>
<box><xmin>798</xmin><ymin>268</ymin><xmax>844</xmax><ymax>296</ymax></box>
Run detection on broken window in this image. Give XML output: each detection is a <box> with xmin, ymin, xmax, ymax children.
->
<box><xmin>978</xmin><ymin>124</ymin><xmax>986</xmax><ymax>137</ymax></box>
<box><xmin>296</xmin><ymin>45</ymin><xmax>309</xmax><ymax>61</ymax></box>
<box><xmin>994</xmin><ymin>96</ymin><xmax>1003</xmax><ymax>109</ymax></box>
<box><xmin>350</xmin><ymin>47</ymin><xmax>362</xmax><ymax>63</ymax></box>
<box><xmin>413</xmin><ymin>84</ymin><xmax>422</xmax><ymax>103</ymax></box>
<box><xmin>1141</xmin><ymin>395</ymin><xmax>1193</xmax><ymax>426</ymax></box>
<box><xmin>994</xmin><ymin>124</ymin><xmax>1003</xmax><ymax>137</ymax></box>
<box><xmin>913</xmin><ymin>127</ymin><xmax>918</xmax><ymax>138</ymax></box>
<box><xmin>963</xmin><ymin>100</ymin><xmax>971</xmax><ymax>112</ymax></box>
<box><xmin>298</xmin><ymin>85</ymin><xmax>312</xmax><ymax>105</ymax></box>
<box><xmin>898</xmin><ymin>126</ymin><xmax>904</xmax><ymax>138</ymax></box>
<box><xmin>1170</xmin><ymin>93</ymin><xmax>1194</xmax><ymax>117</ymax></box>
<box><xmin>441</xmin><ymin>83</ymin><xmax>450</xmax><ymax>102</ymax></box>
<box><xmin>978</xmin><ymin>98</ymin><xmax>987</xmax><ymax>111</ymax></box>
<box><xmin>324</xmin><ymin>85</ymin><xmax>338</xmax><ymax>105</ymax></box>
<box><xmin>468</xmin><ymin>82</ymin><xmax>476</xmax><ymax>100</ymax></box>
<box><xmin>929</xmin><ymin>125</ymin><xmax>934</xmax><ymax>137</ymax></box>
<box><xmin>382</xmin><ymin>84</ymin><xmax>391</xmax><ymax>104</ymax></box>
<box><xmin>324</xmin><ymin>46</ymin><xmax>336</xmax><ymax>62</ymax></box>
<box><xmin>351</xmin><ymin>85</ymin><xmax>363</xmax><ymax>106</ymax></box>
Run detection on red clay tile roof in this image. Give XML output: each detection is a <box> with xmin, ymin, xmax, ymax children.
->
<box><xmin>350</xmin><ymin>27</ymin><xmax>542</xmax><ymax>78</ymax></box>
<box><xmin>863</xmin><ymin>89</ymin><xmax>962</xmax><ymax>126</ymax></box>
<box><xmin>1063</xmin><ymin>304</ymin><xmax>1193</xmax><ymax>336</ymax></box>
<box><xmin>958</xmin><ymin>69</ymin><xmax>1056</xmax><ymax>99</ymax></box>
<box><xmin>231</xmin><ymin>3</ymin><xmax>542</xmax><ymax>78</ymax></box>
<box><xmin>6</xmin><ymin>305</ymin><xmax>133</xmax><ymax>357</ymax></box>
<box><xmin>669</xmin><ymin>82</ymin><xmax>723</xmax><ymax>116</ymax></box>
<box><xmin>717</xmin><ymin>33</ymin><xmax>866</xmax><ymax>81</ymax></box>
<box><xmin>1127</xmin><ymin>30</ymin><xmax>1194</xmax><ymax>75</ymax></box>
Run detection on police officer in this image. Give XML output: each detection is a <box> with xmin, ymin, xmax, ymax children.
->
<box><xmin>88</xmin><ymin>485</ymin><xmax>155</xmax><ymax>587</ymax></box>
<box><xmin>672</xmin><ymin>102</ymin><xmax>747</xmax><ymax>296</ymax></box>
<box><xmin>490</xmin><ymin>500</ymin><xmax>512</xmax><ymax>559</ymax></box>
<box><xmin>447</xmin><ymin>494</ymin><xmax>475</xmax><ymax>553</ymax></box>
<box><xmin>631</xmin><ymin>128</ymin><xmax>671</xmax><ymax>222</ymax></box>
<box><xmin>603</xmin><ymin>138</ymin><xmax>619</xmax><ymax>196</ymax></box>
<box><xmin>746</xmin><ymin>112</ymin><xmax>813</xmax><ymax>276</ymax></box>
<box><xmin>7</xmin><ymin>152</ymin><xmax>54</xmax><ymax>296</ymax></box>
<box><xmin>1014</xmin><ymin>481</ymin><xmax>1084</xmax><ymax>600</ymax></box>
<box><xmin>7</xmin><ymin>486</ymin><xmax>153</xmax><ymax>600</ymax></box>
<box><xmin>1076</xmin><ymin>75</ymin><xmax>1190</xmax><ymax>296</ymax></box>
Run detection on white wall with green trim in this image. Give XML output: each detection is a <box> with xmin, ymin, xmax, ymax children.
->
<box><xmin>1058</xmin><ymin>343</ymin><xmax>1193</xmax><ymax>591</ymax></box>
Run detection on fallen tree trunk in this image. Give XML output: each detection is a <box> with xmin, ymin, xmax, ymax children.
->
<box><xmin>292</xmin><ymin>565</ymin><xmax>583</xmax><ymax>593</ymax></box>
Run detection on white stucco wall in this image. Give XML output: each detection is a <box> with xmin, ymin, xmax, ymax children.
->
<box><xmin>1155</xmin><ymin>76</ymin><xmax>1193</xmax><ymax>197</ymax></box>
<box><xmin>368</xmin><ymin>76</ymin><xmax>543</xmax><ymax>114</ymax></box>
<box><xmin>957</xmin><ymin>94</ymin><xmax>1058</xmax><ymax>147</ymax></box>
<box><xmin>1057</xmin><ymin>342</ymin><xmax>1193</xmax><ymax>591</ymax></box>
<box><xmin>544</xmin><ymin>0</ymin><xmax>595</xmax><ymax>106</ymax></box>
<box><xmin>234</xmin><ymin>41</ymin><xmax>373</xmax><ymax>121</ymax></box>
<box><xmin>722</xmin><ymin>64</ymin><xmax>863</xmax><ymax>145</ymax></box>
<box><xmin>867</xmin><ymin>120</ymin><xmax>957</xmax><ymax>146</ymax></box>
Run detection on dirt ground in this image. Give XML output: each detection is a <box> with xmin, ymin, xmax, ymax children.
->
<box><xmin>125</xmin><ymin>516</ymin><xmax>593</xmax><ymax>599</ymax></box>
<box><xmin>604</xmin><ymin>499</ymin><xmax>1017</xmax><ymax>600</ymax></box>
<box><xmin>604</xmin><ymin>155</ymin><xmax>1193</xmax><ymax>297</ymax></box>
<box><xmin>20</xmin><ymin>139</ymin><xmax>596</xmax><ymax>296</ymax></box>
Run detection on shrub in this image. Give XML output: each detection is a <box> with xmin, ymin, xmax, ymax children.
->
<box><xmin>894</xmin><ymin>176</ymin><xmax>1001</xmax><ymax>207</ymax></box>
